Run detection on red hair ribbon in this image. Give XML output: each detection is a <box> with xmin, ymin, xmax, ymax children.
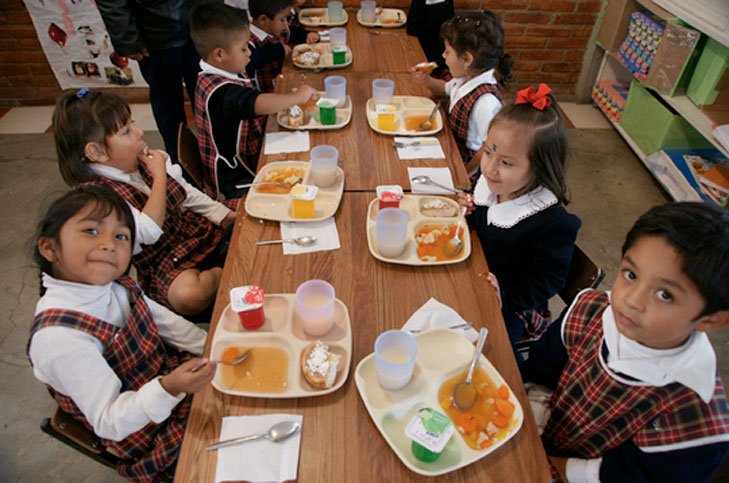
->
<box><xmin>515</xmin><ymin>83</ymin><xmax>553</xmax><ymax>111</ymax></box>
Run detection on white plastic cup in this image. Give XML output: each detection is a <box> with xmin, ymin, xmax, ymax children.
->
<box><xmin>295</xmin><ymin>279</ymin><xmax>335</xmax><ymax>337</ymax></box>
<box><xmin>329</xmin><ymin>27</ymin><xmax>347</xmax><ymax>47</ymax></box>
<box><xmin>324</xmin><ymin>75</ymin><xmax>347</xmax><ymax>107</ymax></box>
<box><xmin>372</xmin><ymin>78</ymin><xmax>395</xmax><ymax>105</ymax></box>
<box><xmin>361</xmin><ymin>0</ymin><xmax>376</xmax><ymax>22</ymax></box>
<box><xmin>310</xmin><ymin>144</ymin><xmax>339</xmax><ymax>188</ymax></box>
<box><xmin>375</xmin><ymin>330</ymin><xmax>418</xmax><ymax>390</ymax></box>
<box><xmin>376</xmin><ymin>207</ymin><xmax>409</xmax><ymax>258</ymax></box>
<box><xmin>328</xmin><ymin>1</ymin><xmax>344</xmax><ymax>21</ymax></box>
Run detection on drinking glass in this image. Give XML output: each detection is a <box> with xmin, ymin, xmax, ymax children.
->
<box><xmin>361</xmin><ymin>0</ymin><xmax>376</xmax><ymax>23</ymax></box>
<box><xmin>329</xmin><ymin>27</ymin><xmax>347</xmax><ymax>47</ymax></box>
<box><xmin>327</xmin><ymin>1</ymin><xmax>344</xmax><ymax>21</ymax></box>
<box><xmin>310</xmin><ymin>144</ymin><xmax>339</xmax><ymax>187</ymax></box>
<box><xmin>372</xmin><ymin>78</ymin><xmax>395</xmax><ymax>105</ymax></box>
<box><xmin>376</xmin><ymin>207</ymin><xmax>409</xmax><ymax>257</ymax></box>
<box><xmin>295</xmin><ymin>280</ymin><xmax>336</xmax><ymax>336</ymax></box>
<box><xmin>375</xmin><ymin>330</ymin><xmax>418</xmax><ymax>390</ymax></box>
<box><xmin>324</xmin><ymin>75</ymin><xmax>347</xmax><ymax>107</ymax></box>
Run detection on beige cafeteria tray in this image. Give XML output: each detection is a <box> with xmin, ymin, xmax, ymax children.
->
<box><xmin>277</xmin><ymin>93</ymin><xmax>353</xmax><ymax>131</ymax></box>
<box><xmin>366</xmin><ymin>96</ymin><xmax>444</xmax><ymax>136</ymax></box>
<box><xmin>366</xmin><ymin>195</ymin><xmax>471</xmax><ymax>266</ymax></box>
<box><xmin>244</xmin><ymin>161</ymin><xmax>344</xmax><ymax>222</ymax></box>
<box><xmin>356</xmin><ymin>8</ymin><xmax>407</xmax><ymax>28</ymax></box>
<box><xmin>211</xmin><ymin>294</ymin><xmax>352</xmax><ymax>398</ymax></box>
<box><xmin>292</xmin><ymin>43</ymin><xmax>353</xmax><ymax>70</ymax></box>
<box><xmin>299</xmin><ymin>7</ymin><xmax>348</xmax><ymax>27</ymax></box>
<box><xmin>354</xmin><ymin>329</ymin><xmax>523</xmax><ymax>476</ymax></box>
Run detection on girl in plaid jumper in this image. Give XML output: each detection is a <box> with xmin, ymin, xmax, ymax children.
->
<box><xmin>522</xmin><ymin>203</ymin><xmax>729</xmax><ymax>482</ymax></box>
<box><xmin>28</xmin><ymin>186</ymin><xmax>216</xmax><ymax>481</ymax></box>
<box><xmin>458</xmin><ymin>85</ymin><xmax>580</xmax><ymax>355</ymax></box>
<box><xmin>411</xmin><ymin>10</ymin><xmax>512</xmax><ymax>176</ymax></box>
<box><xmin>52</xmin><ymin>89</ymin><xmax>237</xmax><ymax>316</ymax></box>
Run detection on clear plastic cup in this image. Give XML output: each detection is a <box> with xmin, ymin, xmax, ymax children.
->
<box><xmin>324</xmin><ymin>75</ymin><xmax>347</xmax><ymax>107</ymax></box>
<box><xmin>310</xmin><ymin>144</ymin><xmax>339</xmax><ymax>187</ymax></box>
<box><xmin>329</xmin><ymin>27</ymin><xmax>347</xmax><ymax>47</ymax></box>
<box><xmin>372</xmin><ymin>78</ymin><xmax>395</xmax><ymax>105</ymax></box>
<box><xmin>375</xmin><ymin>330</ymin><xmax>418</xmax><ymax>390</ymax></box>
<box><xmin>327</xmin><ymin>1</ymin><xmax>344</xmax><ymax>21</ymax></box>
<box><xmin>361</xmin><ymin>0</ymin><xmax>376</xmax><ymax>23</ymax></box>
<box><xmin>295</xmin><ymin>279</ymin><xmax>335</xmax><ymax>337</ymax></box>
<box><xmin>376</xmin><ymin>207</ymin><xmax>409</xmax><ymax>257</ymax></box>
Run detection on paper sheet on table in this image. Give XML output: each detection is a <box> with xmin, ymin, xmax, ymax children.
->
<box><xmin>402</xmin><ymin>297</ymin><xmax>480</xmax><ymax>342</ymax></box>
<box><xmin>215</xmin><ymin>413</ymin><xmax>303</xmax><ymax>483</ymax></box>
<box><xmin>407</xmin><ymin>167</ymin><xmax>455</xmax><ymax>194</ymax></box>
<box><xmin>394</xmin><ymin>137</ymin><xmax>445</xmax><ymax>160</ymax></box>
<box><xmin>280</xmin><ymin>218</ymin><xmax>340</xmax><ymax>254</ymax></box>
<box><xmin>264</xmin><ymin>131</ymin><xmax>310</xmax><ymax>154</ymax></box>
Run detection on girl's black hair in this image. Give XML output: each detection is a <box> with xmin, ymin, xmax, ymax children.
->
<box><xmin>489</xmin><ymin>92</ymin><xmax>570</xmax><ymax>205</ymax></box>
<box><xmin>248</xmin><ymin>0</ymin><xmax>295</xmax><ymax>19</ymax></box>
<box><xmin>32</xmin><ymin>185</ymin><xmax>136</xmax><ymax>295</ymax></box>
<box><xmin>441</xmin><ymin>10</ymin><xmax>513</xmax><ymax>88</ymax></box>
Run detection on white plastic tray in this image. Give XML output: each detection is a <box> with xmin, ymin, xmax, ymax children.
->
<box><xmin>292</xmin><ymin>43</ymin><xmax>353</xmax><ymax>70</ymax></box>
<box><xmin>277</xmin><ymin>93</ymin><xmax>352</xmax><ymax>131</ymax></box>
<box><xmin>366</xmin><ymin>96</ymin><xmax>444</xmax><ymax>136</ymax></box>
<box><xmin>299</xmin><ymin>8</ymin><xmax>349</xmax><ymax>27</ymax></box>
<box><xmin>356</xmin><ymin>8</ymin><xmax>407</xmax><ymax>28</ymax></box>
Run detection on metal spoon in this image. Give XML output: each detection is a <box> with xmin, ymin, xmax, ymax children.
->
<box><xmin>410</xmin><ymin>175</ymin><xmax>465</xmax><ymax>194</ymax></box>
<box><xmin>453</xmin><ymin>328</ymin><xmax>488</xmax><ymax>411</ymax></box>
<box><xmin>235</xmin><ymin>178</ymin><xmax>302</xmax><ymax>190</ymax></box>
<box><xmin>444</xmin><ymin>206</ymin><xmax>467</xmax><ymax>257</ymax></box>
<box><xmin>191</xmin><ymin>349</ymin><xmax>252</xmax><ymax>373</ymax></box>
<box><xmin>206</xmin><ymin>420</ymin><xmax>301</xmax><ymax>451</ymax></box>
<box><xmin>254</xmin><ymin>235</ymin><xmax>317</xmax><ymax>246</ymax></box>
<box><xmin>419</xmin><ymin>100</ymin><xmax>441</xmax><ymax>131</ymax></box>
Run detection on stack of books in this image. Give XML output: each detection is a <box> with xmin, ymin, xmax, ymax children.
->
<box><xmin>698</xmin><ymin>165</ymin><xmax>729</xmax><ymax>205</ymax></box>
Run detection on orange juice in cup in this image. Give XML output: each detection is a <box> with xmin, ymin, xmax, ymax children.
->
<box><xmin>291</xmin><ymin>184</ymin><xmax>318</xmax><ymax>218</ymax></box>
<box><xmin>377</xmin><ymin>104</ymin><xmax>397</xmax><ymax>131</ymax></box>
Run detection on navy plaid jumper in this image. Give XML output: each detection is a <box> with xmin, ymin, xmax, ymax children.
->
<box><xmin>28</xmin><ymin>276</ymin><xmax>194</xmax><ymax>482</ymax></box>
<box><xmin>544</xmin><ymin>290</ymin><xmax>729</xmax><ymax>458</ymax></box>
<box><xmin>248</xmin><ymin>35</ymin><xmax>284</xmax><ymax>93</ymax></box>
<box><xmin>194</xmin><ymin>71</ymin><xmax>266</xmax><ymax>200</ymax></box>
<box><xmin>448</xmin><ymin>83</ymin><xmax>501</xmax><ymax>166</ymax></box>
<box><xmin>88</xmin><ymin>166</ymin><xmax>225</xmax><ymax>309</ymax></box>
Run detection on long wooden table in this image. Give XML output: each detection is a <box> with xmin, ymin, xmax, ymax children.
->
<box><xmin>175</xmin><ymin>193</ymin><xmax>551</xmax><ymax>481</ymax></box>
<box><xmin>264</xmin><ymin>71</ymin><xmax>470</xmax><ymax>191</ymax></box>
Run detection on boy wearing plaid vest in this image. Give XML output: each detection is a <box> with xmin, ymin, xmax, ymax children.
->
<box><xmin>521</xmin><ymin>202</ymin><xmax>729</xmax><ymax>482</ymax></box>
<box><xmin>190</xmin><ymin>3</ymin><xmax>315</xmax><ymax>200</ymax></box>
<box><xmin>246</xmin><ymin>0</ymin><xmax>295</xmax><ymax>93</ymax></box>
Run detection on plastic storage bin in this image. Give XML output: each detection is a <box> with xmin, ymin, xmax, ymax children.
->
<box><xmin>687</xmin><ymin>38</ymin><xmax>729</xmax><ymax>106</ymax></box>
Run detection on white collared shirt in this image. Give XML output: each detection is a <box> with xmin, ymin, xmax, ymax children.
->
<box><xmin>473</xmin><ymin>174</ymin><xmax>558</xmax><ymax>228</ymax></box>
<box><xmin>444</xmin><ymin>69</ymin><xmax>502</xmax><ymax>151</ymax></box>
<box><xmin>90</xmin><ymin>154</ymin><xmax>231</xmax><ymax>255</ymax></box>
<box><xmin>199</xmin><ymin>59</ymin><xmax>250</xmax><ymax>81</ymax></box>
<box><xmin>28</xmin><ymin>274</ymin><xmax>207</xmax><ymax>442</ymax></box>
<box><xmin>249</xmin><ymin>23</ymin><xmax>272</xmax><ymax>44</ymax></box>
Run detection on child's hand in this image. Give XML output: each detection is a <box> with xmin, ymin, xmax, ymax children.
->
<box><xmin>457</xmin><ymin>192</ymin><xmax>475</xmax><ymax>215</ymax></box>
<box><xmin>306</xmin><ymin>32</ymin><xmax>320</xmax><ymax>44</ymax></box>
<box><xmin>222</xmin><ymin>211</ymin><xmax>237</xmax><ymax>229</ymax></box>
<box><xmin>138</xmin><ymin>148</ymin><xmax>167</xmax><ymax>183</ymax></box>
<box><xmin>409</xmin><ymin>67</ymin><xmax>430</xmax><ymax>86</ymax></box>
<box><xmin>160</xmin><ymin>358</ymin><xmax>215</xmax><ymax>397</ymax></box>
<box><xmin>486</xmin><ymin>272</ymin><xmax>502</xmax><ymax>308</ymax></box>
<box><xmin>296</xmin><ymin>84</ymin><xmax>317</xmax><ymax>104</ymax></box>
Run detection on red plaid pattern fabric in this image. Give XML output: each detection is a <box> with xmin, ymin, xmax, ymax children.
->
<box><xmin>448</xmin><ymin>83</ymin><xmax>502</xmax><ymax>166</ymax></box>
<box><xmin>194</xmin><ymin>72</ymin><xmax>266</xmax><ymax>199</ymax></box>
<box><xmin>544</xmin><ymin>290</ymin><xmax>729</xmax><ymax>457</ymax></box>
<box><xmin>516</xmin><ymin>307</ymin><xmax>552</xmax><ymax>339</ymax></box>
<box><xmin>249</xmin><ymin>35</ymin><xmax>284</xmax><ymax>93</ymax></box>
<box><xmin>89</xmin><ymin>166</ymin><xmax>225</xmax><ymax>309</ymax></box>
<box><xmin>28</xmin><ymin>276</ymin><xmax>194</xmax><ymax>481</ymax></box>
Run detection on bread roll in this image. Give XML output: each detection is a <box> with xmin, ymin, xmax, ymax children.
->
<box><xmin>301</xmin><ymin>341</ymin><xmax>340</xmax><ymax>389</ymax></box>
<box><xmin>413</xmin><ymin>62</ymin><xmax>438</xmax><ymax>74</ymax></box>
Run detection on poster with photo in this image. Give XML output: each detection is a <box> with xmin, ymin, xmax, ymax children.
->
<box><xmin>23</xmin><ymin>0</ymin><xmax>147</xmax><ymax>89</ymax></box>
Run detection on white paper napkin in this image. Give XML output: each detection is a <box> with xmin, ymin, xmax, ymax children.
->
<box><xmin>407</xmin><ymin>167</ymin><xmax>456</xmax><ymax>194</ymax></box>
<box><xmin>401</xmin><ymin>297</ymin><xmax>480</xmax><ymax>342</ymax></box>
<box><xmin>214</xmin><ymin>413</ymin><xmax>303</xmax><ymax>483</ymax></box>
<box><xmin>280</xmin><ymin>218</ymin><xmax>340</xmax><ymax>255</ymax></box>
<box><xmin>395</xmin><ymin>137</ymin><xmax>445</xmax><ymax>160</ymax></box>
<box><xmin>264</xmin><ymin>131</ymin><xmax>310</xmax><ymax>154</ymax></box>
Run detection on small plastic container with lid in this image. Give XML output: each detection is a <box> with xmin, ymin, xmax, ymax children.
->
<box><xmin>376</xmin><ymin>104</ymin><xmax>397</xmax><ymax>131</ymax></box>
<box><xmin>376</xmin><ymin>185</ymin><xmax>404</xmax><ymax>210</ymax></box>
<box><xmin>317</xmin><ymin>98</ymin><xmax>337</xmax><ymax>125</ymax></box>
<box><xmin>230</xmin><ymin>285</ymin><xmax>265</xmax><ymax>331</ymax></box>
<box><xmin>404</xmin><ymin>407</ymin><xmax>455</xmax><ymax>463</ymax></box>
<box><xmin>291</xmin><ymin>184</ymin><xmax>318</xmax><ymax>218</ymax></box>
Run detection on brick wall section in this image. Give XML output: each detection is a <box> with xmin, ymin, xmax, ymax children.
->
<box><xmin>0</xmin><ymin>0</ymin><xmax>599</xmax><ymax>106</ymax></box>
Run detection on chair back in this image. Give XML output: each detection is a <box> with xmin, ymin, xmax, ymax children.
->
<box><xmin>176</xmin><ymin>122</ymin><xmax>205</xmax><ymax>190</ymax></box>
<box><xmin>558</xmin><ymin>244</ymin><xmax>606</xmax><ymax>305</ymax></box>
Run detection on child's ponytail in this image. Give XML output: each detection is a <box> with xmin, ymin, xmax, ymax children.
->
<box><xmin>496</xmin><ymin>51</ymin><xmax>513</xmax><ymax>90</ymax></box>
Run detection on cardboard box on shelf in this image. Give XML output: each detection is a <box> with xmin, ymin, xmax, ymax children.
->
<box><xmin>644</xmin><ymin>22</ymin><xmax>701</xmax><ymax>96</ymax></box>
<box><xmin>597</xmin><ymin>0</ymin><xmax>636</xmax><ymax>52</ymax></box>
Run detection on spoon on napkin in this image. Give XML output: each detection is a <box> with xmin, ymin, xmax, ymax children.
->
<box><xmin>207</xmin><ymin>420</ymin><xmax>301</xmax><ymax>451</ymax></box>
<box><xmin>410</xmin><ymin>175</ymin><xmax>465</xmax><ymax>194</ymax></box>
<box><xmin>255</xmin><ymin>236</ymin><xmax>317</xmax><ymax>247</ymax></box>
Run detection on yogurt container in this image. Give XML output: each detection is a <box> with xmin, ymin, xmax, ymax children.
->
<box><xmin>404</xmin><ymin>407</ymin><xmax>455</xmax><ymax>462</ymax></box>
<box><xmin>230</xmin><ymin>285</ymin><xmax>265</xmax><ymax>330</ymax></box>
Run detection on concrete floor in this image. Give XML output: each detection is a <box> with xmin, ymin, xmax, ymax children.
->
<box><xmin>1</xmin><ymin>125</ymin><xmax>727</xmax><ymax>481</ymax></box>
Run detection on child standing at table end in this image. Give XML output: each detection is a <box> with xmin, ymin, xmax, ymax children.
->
<box><xmin>406</xmin><ymin>0</ymin><xmax>455</xmax><ymax>79</ymax></box>
<box><xmin>190</xmin><ymin>2</ymin><xmax>316</xmax><ymax>200</ymax></box>
<box><xmin>522</xmin><ymin>202</ymin><xmax>729</xmax><ymax>481</ymax></box>
<box><xmin>411</xmin><ymin>10</ymin><xmax>512</xmax><ymax>177</ymax></box>
<box><xmin>459</xmin><ymin>84</ymin><xmax>580</xmax><ymax>353</ymax></box>
<box><xmin>247</xmin><ymin>0</ymin><xmax>296</xmax><ymax>93</ymax></box>
<box><xmin>27</xmin><ymin>186</ymin><xmax>215</xmax><ymax>481</ymax></box>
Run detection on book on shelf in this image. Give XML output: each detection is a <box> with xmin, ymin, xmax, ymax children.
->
<box><xmin>647</xmin><ymin>148</ymin><xmax>728</xmax><ymax>204</ymax></box>
<box><xmin>698</xmin><ymin>165</ymin><xmax>729</xmax><ymax>205</ymax></box>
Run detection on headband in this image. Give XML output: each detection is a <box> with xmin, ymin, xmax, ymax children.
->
<box><xmin>515</xmin><ymin>83</ymin><xmax>552</xmax><ymax>111</ymax></box>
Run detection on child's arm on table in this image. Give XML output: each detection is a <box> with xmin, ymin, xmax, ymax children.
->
<box><xmin>138</xmin><ymin>148</ymin><xmax>167</xmax><ymax>228</ymax></box>
<box><xmin>254</xmin><ymin>84</ymin><xmax>316</xmax><ymax>115</ymax></box>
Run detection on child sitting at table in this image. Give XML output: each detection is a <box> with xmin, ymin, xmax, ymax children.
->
<box><xmin>411</xmin><ymin>10</ymin><xmax>512</xmax><ymax>177</ymax></box>
<box><xmin>282</xmin><ymin>0</ymin><xmax>321</xmax><ymax>46</ymax></box>
<box><xmin>521</xmin><ymin>202</ymin><xmax>729</xmax><ymax>482</ymax></box>
<box><xmin>27</xmin><ymin>186</ymin><xmax>216</xmax><ymax>481</ymax></box>
<box><xmin>246</xmin><ymin>0</ymin><xmax>296</xmax><ymax>93</ymax></box>
<box><xmin>52</xmin><ymin>88</ymin><xmax>236</xmax><ymax>315</ymax></box>
<box><xmin>406</xmin><ymin>0</ymin><xmax>455</xmax><ymax>79</ymax></box>
<box><xmin>458</xmin><ymin>84</ymin><xmax>580</xmax><ymax>351</ymax></box>
<box><xmin>190</xmin><ymin>2</ymin><xmax>316</xmax><ymax>200</ymax></box>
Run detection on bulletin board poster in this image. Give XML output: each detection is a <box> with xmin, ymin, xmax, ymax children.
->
<box><xmin>23</xmin><ymin>0</ymin><xmax>148</xmax><ymax>90</ymax></box>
